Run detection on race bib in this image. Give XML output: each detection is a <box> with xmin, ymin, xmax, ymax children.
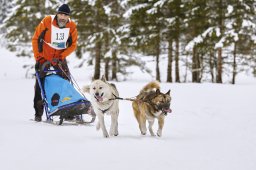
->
<box><xmin>45</xmin><ymin>15</ymin><xmax>70</xmax><ymax>50</ymax></box>
<box><xmin>50</xmin><ymin>25</ymin><xmax>70</xmax><ymax>49</ymax></box>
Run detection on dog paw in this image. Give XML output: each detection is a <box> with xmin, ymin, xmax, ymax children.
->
<box><xmin>109</xmin><ymin>129</ymin><xmax>114</xmax><ymax>136</ymax></box>
<box><xmin>114</xmin><ymin>130</ymin><xmax>119</xmax><ymax>136</ymax></box>
<box><xmin>157</xmin><ymin>130</ymin><xmax>162</xmax><ymax>137</ymax></box>
<box><xmin>141</xmin><ymin>131</ymin><xmax>146</xmax><ymax>135</ymax></box>
<box><xmin>103</xmin><ymin>133</ymin><xmax>109</xmax><ymax>138</ymax></box>
<box><xmin>103</xmin><ymin>130</ymin><xmax>109</xmax><ymax>138</ymax></box>
<box><xmin>111</xmin><ymin>131</ymin><xmax>119</xmax><ymax>136</ymax></box>
<box><xmin>140</xmin><ymin>128</ymin><xmax>147</xmax><ymax>135</ymax></box>
<box><xmin>149</xmin><ymin>129</ymin><xmax>156</xmax><ymax>136</ymax></box>
<box><xmin>110</xmin><ymin>131</ymin><xmax>119</xmax><ymax>136</ymax></box>
<box><xmin>114</xmin><ymin>129</ymin><xmax>119</xmax><ymax>136</ymax></box>
<box><xmin>150</xmin><ymin>132</ymin><xmax>156</xmax><ymax>136</ymax></box>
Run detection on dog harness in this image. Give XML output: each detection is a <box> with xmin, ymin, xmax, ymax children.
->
<box><xmin>97</xmin><ymin>98</ymin><xmax>115</xmax><ymax>114</ymax></box>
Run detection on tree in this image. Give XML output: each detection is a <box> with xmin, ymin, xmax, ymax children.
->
<box><xmin>103</xmin><ymin>0</ymin><xmax>125</xmax><ymax>81</ymax></box>
<box><xmin>184</xmin><ymin>0</ymin><xmax>228</xmax><ymax>83</ymax></box>
<box><xmin>4</xmin><ymin>0</ymin><xmax>58</xmax><ymax>57</ymax></box>
<box><xmin>184</xmin><ymin>0</ymin><xmax>209</xmax><ymax>83</ymax></box>
<box><xmin>126</xmin><ymin>0</ymin><xmax>166</xmax><ymax>82</ymax></box>
<box><xmin>0</xmin><ymin>0</ymin><xmax>14</xmax><ymax>46</ymax></box>
<box><xmin>69</xmin><ymin>0</ymin><xmax>108</xmax><ymax>80</ymax></box>
<box><xmin>225</xmin><ymin>0</ymin><xmax>256</xmax><ymax>84</ymax></box>
<box><xmin>0</xmin><ymin>0</ymin><xmax>14</xmax><ymax>25</ymax></box>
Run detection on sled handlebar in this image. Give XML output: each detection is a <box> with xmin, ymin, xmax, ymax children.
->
<box><xmin>43</xmin><ymin>68</ymin><xmax>60</xmax><ymax>73</ymax></box>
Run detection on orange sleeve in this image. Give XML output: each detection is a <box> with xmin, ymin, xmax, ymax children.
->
<box><xmin>31</xmin><ymin>16</ymin><xmax>50</xmax><ymax>61</ymax></box>
<box><xmin>60</xmin><ymin>22</ymin><xmax>78</xmax><ymax>60</ymax></box>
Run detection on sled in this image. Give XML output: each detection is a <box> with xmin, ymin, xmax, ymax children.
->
<box><xmin>35</xmin><ymin>64</ymin><xmax>95</xmax><ymax>125</ymax></box>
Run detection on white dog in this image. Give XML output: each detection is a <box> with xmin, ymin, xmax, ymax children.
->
<box><xmin>83</xmin><ymin>75</ymin><xmax>119</xmax><ymax>138</ymax></box>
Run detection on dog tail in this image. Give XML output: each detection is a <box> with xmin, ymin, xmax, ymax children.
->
<box><xmin>83</xmin><ymin>85</ymin><xmax>90</xmax><ymax>93</ymax></box>
<box><xmin>140</xmin><ymin>81</ymin><xmax>160</xmax><ymax>93</ymax></box>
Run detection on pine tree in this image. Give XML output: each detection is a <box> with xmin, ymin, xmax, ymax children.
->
<box><xmin>68</xmin><ymin>0</ymin><xmax>108</xmax><ymax>80</ymax></box>
<box><xmin>225</xmin><ymin>0</ymin><xmax>256</xmax><ymax>84</ymax></box>
<box><xmin>4</xmin><ymin>0</ymin><xmax>58</xmax><ymax>57</ymax></box>
<box><xmin>127</xmin><ymin>0</ymin><xmax>166</xmax><ymax>81</ymax></box>
<box><xmin>0</xmin><ymin>0</ymin><xmax>14</xmax><ymax>46</ymax></box>
<box><xmin>162</xmin><ymin>0</ymin><xmax>185</xmax><ymax>83</ymax></box>
<box><xmin>185</xmin><ymin>0</ymin><xmax>209</xmax><ymax>83</ymax></box>
<box><xmin>68</xmin><ymin>0</ymin><xmax>94</xmax><ymax>56</ymax></box>
<box><xmin>173</xmin><ymin>0</ymin><xmax>182</xmax><ymax>83</ymax></box>
<box><xmin>184</xmin><ymin>0</ymin><xmax>228</xmax><ymax>83</ymax></box>
<box><xmin>69</xmin><ymin>0</ymin><xmax>127</xmax><ymax>81</ymax></box>
<box><xmin>162</xmin><ymin>1</ymin><xmax>175</xmax><ymax>83</ymax></box>
<box><xmin>103</xmin><ymin>0</ymin><xmax>125</xmax><ymax>81</ymax></box>
<box><xmin>0</xmin><ymin>0</ymin><xmax>14</xmax><ymax>25</ymax></box>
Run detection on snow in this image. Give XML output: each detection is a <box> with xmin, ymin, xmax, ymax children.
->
<box><xmin>88</xmin><ymin>0</ymin><xmax>96</xmax><ymax>6</ymax></box>
<box><xmin>116</xmin><ymin>24</ymin><xmax>130</xmax><ymax>34</ymax></box>
<box><xmin>227</xmin><ymin>5</ymin><xmax>233</xmax><ymax>15</ymax></box>
<box><xmin>35</xmin><ymin>12</ymin><xmax>43</xmax><ymax>19</ymax></box>
<box><xmin>103</xmin><ymin>5</ymin><xmax>111</xmax><ymax>15</ymax></box>
<box><xmin>216</xmin><ymin>27</ymin><xmax>221</xmax><ymax>37</ymax></box>
<box><xmin>123</xmin><ymin>3</ymin><xmax>148</xmax><ymax>18</ymax></box>
<box><xmin>1</xmin><ymin>47</ymin><xmax>256</xmax><ymax>170</ymax></box>
<box><xmin>242</xmin><ymin>19</ymin><xmax>256</xmax><ymax>28</ymax></box>
<box><xmin>215</xmin><ymin>37</ymin><xmax>225</xmax><ymax>49</ymax></box>
<box><xmin>153</xmin><ymin>0</ymin><xmax>167</xmax><ymax>8</ymax></box>
<box><xmin>119</xmin><ymin>0</ymin><xmax>129</xmax><ymax>9</ymax></box>
<box><xmin>185</xmin><ymin>27</ymin><xmax>219</xmax><ymax>51</ymax></box>
<box><xmin>147</xmin><ymin>7</ymin><xmax>157</xmax><ymax>15</ymax></box>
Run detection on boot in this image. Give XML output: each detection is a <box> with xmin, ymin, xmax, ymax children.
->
<box><xmin>34</xmin><ymin>115</ymin><xmax>42</xmax><ymax>122</ymax></box>
<box><xmin>34</xmin><ymin>101</ymin><xmax>44</xmax><ymax>122</ymax></box>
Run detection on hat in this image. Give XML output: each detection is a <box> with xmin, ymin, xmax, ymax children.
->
<box><xmin>57</xmin><ymin>4</ymin><xmax>70</xmax><ymax>15</ymax></box>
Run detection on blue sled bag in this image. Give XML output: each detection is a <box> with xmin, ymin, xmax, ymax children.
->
<box><xmin>44</xmin><ymin>74</ymin><xmax>88</xmax><ymax>114</ymax></box>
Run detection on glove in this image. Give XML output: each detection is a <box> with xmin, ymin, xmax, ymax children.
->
<box><xmin>37</xmin><ymin>56</ymin><xmax>45</xmax><ymax>64</ymax></box>
<box><xmin>50</xmin><ymin>58</ymin><xmax>62</xmax><ymax>66</ymax></box>
<box><xmin>35</xmin><ymin>62</ymin><xmax>40</xmax><ymax>71</ymax></box>
<box><xmin>35</xmin><ymin>56</ymin><xmax>45</xmax><ymax>72</ymax></box>
<box><xmin>35</xmin><ymin>62</ymin><xmax>45</xmax><ymax>78</ymax></box>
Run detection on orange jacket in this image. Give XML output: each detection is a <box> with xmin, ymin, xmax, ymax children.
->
<box><xmin>32</xmin><ymin>15</ymin><xmax>77</xmax><ymax>62</ymax></box>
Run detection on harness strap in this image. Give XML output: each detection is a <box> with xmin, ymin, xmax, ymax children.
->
<box><xmin>99</xmin><ymin>108</ymin><xmax>109</xmax><ymax>114</ymax></box>
<box><xmin>110</xmin><ymin>93</ymin><xmax>169</xmax><ymax>115</ymax></box>
<box><xmin>98</xmin><ymin>101</ymin><xmax>114</xmax><ymax>114</ymax></box>
<box><xmin>57</xmin><ymin>63</ymin><xmax>71</xmax><ymax>80</ymax></box>
<box><xmin>109</xmin><ymin>93</ymin><xmax>137</xmax><ymax>102</ymax></box>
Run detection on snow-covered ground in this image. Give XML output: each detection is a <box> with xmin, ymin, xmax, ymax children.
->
<box><xmin>0</xmin><ymin>47</ymin><xmax>256</xmax><ymax>170</ymax></box>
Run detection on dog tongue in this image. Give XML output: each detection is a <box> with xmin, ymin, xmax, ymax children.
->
<box><xmin>96</xmin><ymin>96</ymin><xmax>103</xmax><ymax>102</ymax></box>
<box><xmin>164</xmin><ymin>108</ymin><xmax>172</xmax><ymax>113</ymax></box>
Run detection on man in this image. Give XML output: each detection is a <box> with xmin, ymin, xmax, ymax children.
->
<box><xmin>32</xmin><ymin>4</ymin><xmax>78</xmax><ymax>121</ymax></box>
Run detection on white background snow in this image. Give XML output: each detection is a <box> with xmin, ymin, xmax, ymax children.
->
<box><xmin>0</xmin><ymin>47</ymin><xmax>256</xmax><ymax>170</ymax></box>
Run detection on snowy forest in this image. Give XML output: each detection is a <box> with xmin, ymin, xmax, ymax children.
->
<box><xmin>0</xmin><ymin>0</ymin><xmax>256</xmax><ymax>84</ymax></box>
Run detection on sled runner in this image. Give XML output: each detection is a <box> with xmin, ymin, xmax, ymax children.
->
<box><xmin>35</xmin><ymin>63</ymin><xmax>96</xmax><ymax>125</ymax></box>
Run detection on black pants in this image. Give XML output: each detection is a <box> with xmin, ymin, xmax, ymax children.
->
<box><xmin>33</xmin><ymin>60</ymin><xmax>70</xmax><ymax>117</ymax></box>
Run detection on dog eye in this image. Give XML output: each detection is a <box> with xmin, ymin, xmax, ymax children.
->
<box><xmin>99</xmin><ymin>87</ymin><xmax>103</xmax><ymax>89</ymax></box>
<box><xmin>93</xmin><ymin>87</ymin><xmax>96</xmax><ymax>90</ymax></box>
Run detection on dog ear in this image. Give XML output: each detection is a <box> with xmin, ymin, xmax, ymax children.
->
<box><xmin>83</xmin><ymin>85</ymin><xmax>90</xmax><ymax>93</ymax></box>
<box><xmin>165</xmin><ymin>90</ymin><xmax>171</xmax><ymax>95</ymax></box>
<box><xmin>101</xmin><ymin>75</ymin><xmax>107</xmax><ymax>82</ymax></box>
<box><xmin>156</xmin><ymin>89</ymin><xmax>160</xmax><ymax>94</ymax></box>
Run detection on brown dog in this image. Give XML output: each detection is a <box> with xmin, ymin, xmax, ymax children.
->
<box><xmin>132</xmin><ymin>81</ymin><xmax>172</xmax><ymax>137</ymax></box>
